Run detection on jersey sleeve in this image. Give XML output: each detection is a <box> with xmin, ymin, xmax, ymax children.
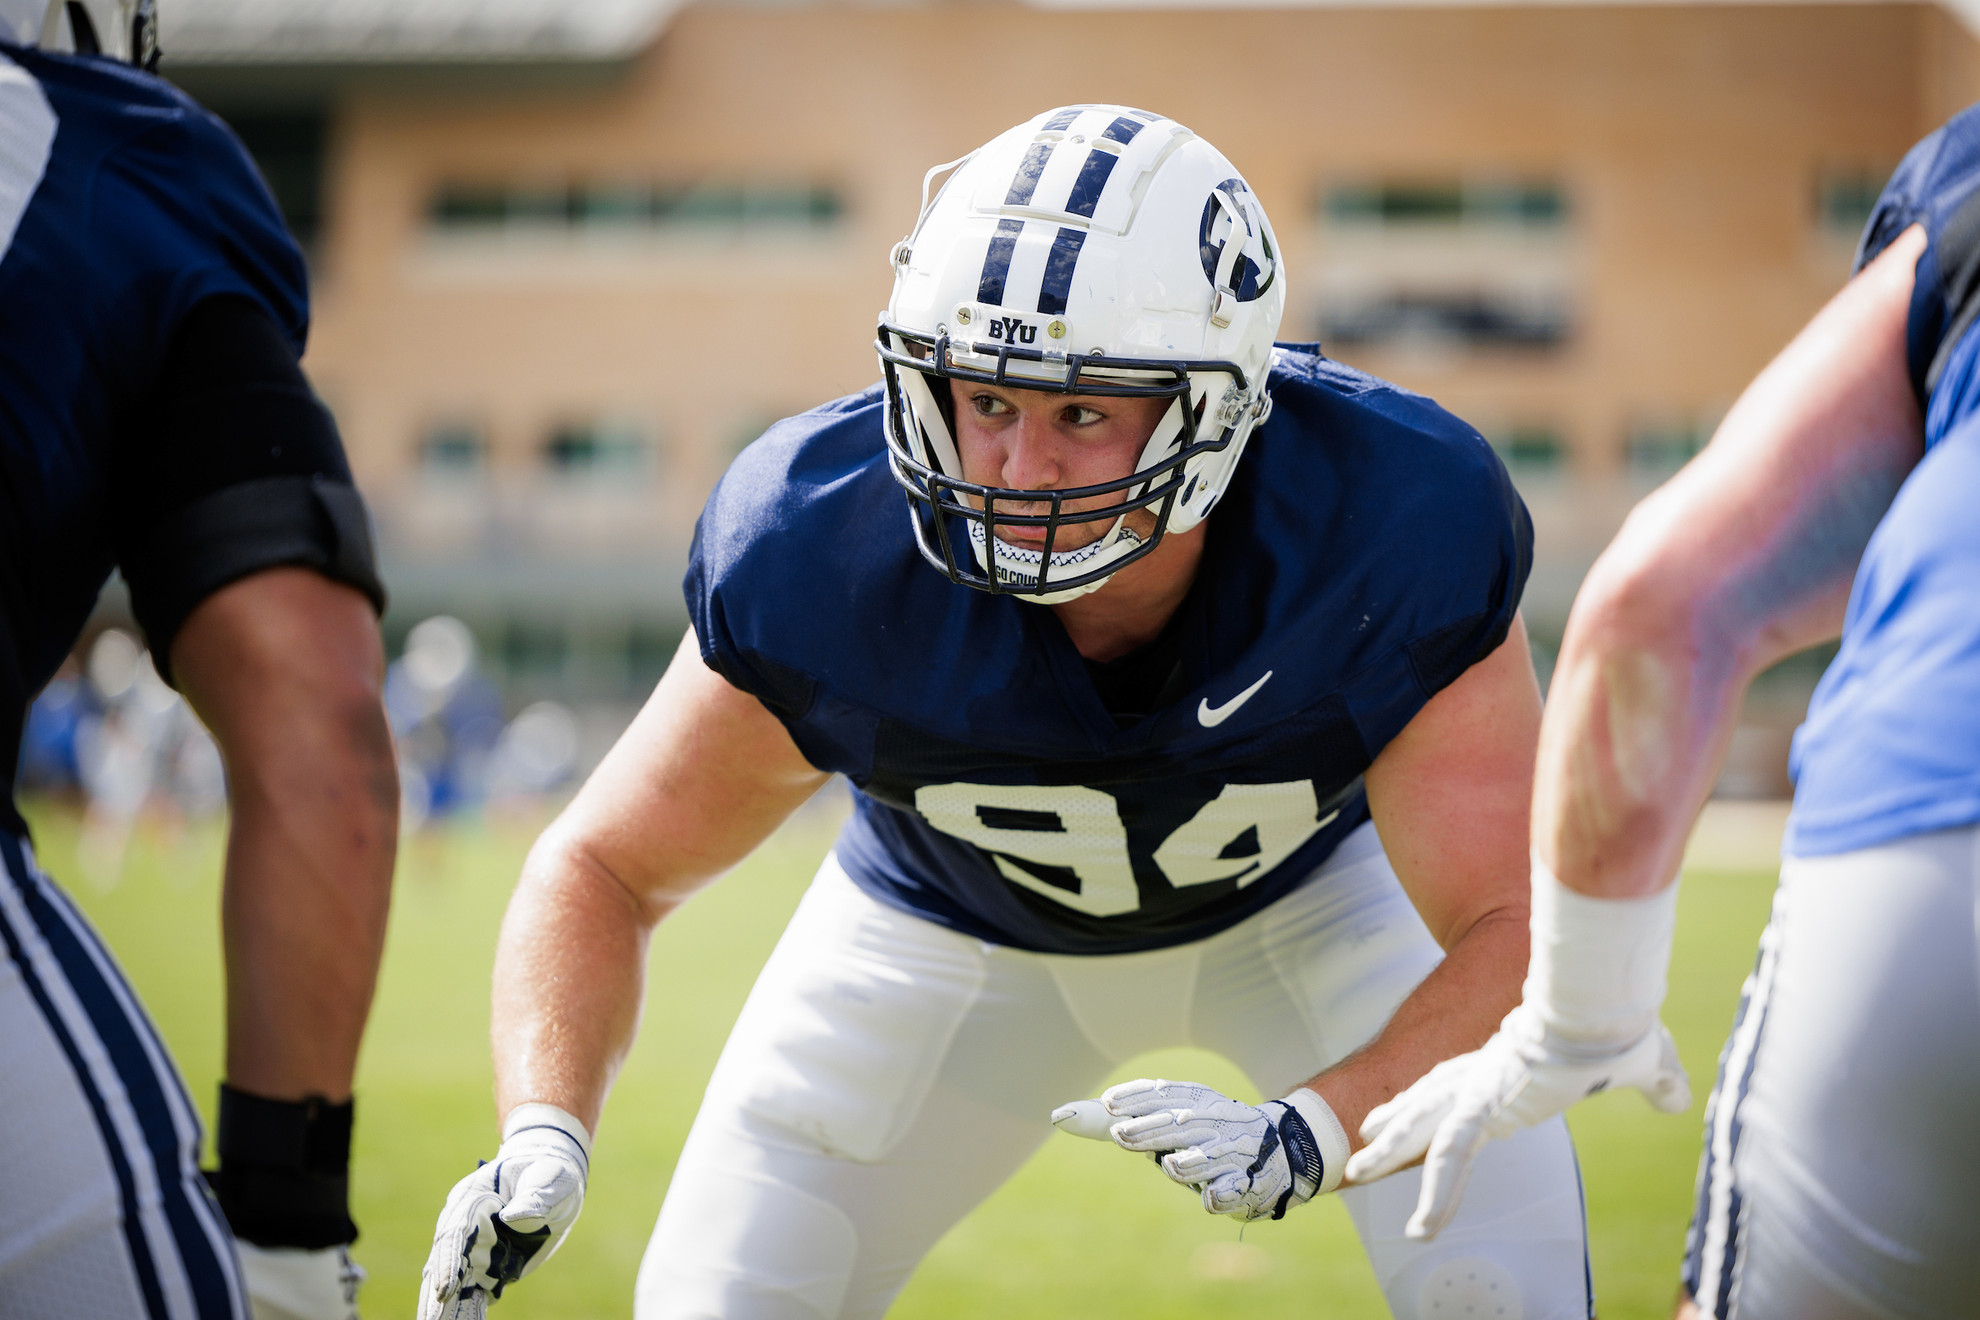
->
<box><xmin>684</xmin><ymin>422</ymin><xmax>828</xmax><ymax>724</ymax></box>
<box><xmin>115</xmin><ymin>297</ymin><xmax>385</xmax><ymax>677</ymax></box>
<box><xmin>1855</xmin><ymin>104</ymin><xmax>1980</xmax><ymax>401</ymax></box>
<box><xmin>1330</xmin><ymin>392</ymin><xmax>1535</xmax><ymax>757</ymax></box>
<box><xmin>98</xmin><ymin>104</ymin><xmax>383</xmax><ymax>677</ymax></box>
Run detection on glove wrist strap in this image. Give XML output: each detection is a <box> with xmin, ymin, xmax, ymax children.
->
<box><xmin>1523</xmin><ymin>854</ymin><xmax>1679</xmax><ymax>1055</ymax></box>
<box><xmin>502</xmin><ymin>1101</ymin><xmax>594</xmax><ymax>1175</ymax></box>
<box><xmin>1279</xmin><ymin>1087</ymin><xmax>1349</xmax><ymax>1196</ymax></box>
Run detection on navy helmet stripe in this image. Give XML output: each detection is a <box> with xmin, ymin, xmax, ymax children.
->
<box><xmin>978</xmin><ymin>218</ymin><xmax>1025</xmax><ymax>306</ymax></box>
<box><xmin>4</xmin><ymin>837</ymin><xmax>243</xmax><ymax>1319</ymax></box>
<box><xmin>1063</xmin><ymin>150</ymin><xmax>1120</xmax><ymax>220</ymax></box>
<box><xmin>37</xmin><ymin>873</ymin><xmax>242</xmax><ymax>1318</ymax></box>
<box><xmin>1100</xmin><ymin>116</ymin><xmax>1144</xmax><ymax>146</ymax></box>
<box><xmin>0</xmin><ymin>836</ymin><xmax>171</xmax><ymax>1320</ymax></box>
<box><xmin>1042</xmin><ymin>108</ymin><xmax>1082</xmax><ymax>131</ymax></box>
<box><xmin>1004</xmin><ymin>142</ymin><xmax>1055</xmax><ymax>207</ymax></box>
<box><xmin>1037</xmin><ymin>227</ymin><xmax>1087</xmax><ymax>315</ymax></box>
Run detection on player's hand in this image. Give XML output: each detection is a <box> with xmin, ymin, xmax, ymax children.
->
<box><xmin>418</xmin><ymin>1104</ymin><xmax>591</xmax><ymax>1319</ymax></box>
<box><xmin>233</xmin><ymin>1241</ymin><xmax>364</xmax><ymax>1320</ymax></box>
<box><xmin>1346</xmin><ymin>1002</ymin><xmax>1689</xmax><ymax>1238</ymax></box>
<box><xmin>1090</xmin><ymin>1078</ymin><xmax>1348</xmax><ymax>1221</ymax></box>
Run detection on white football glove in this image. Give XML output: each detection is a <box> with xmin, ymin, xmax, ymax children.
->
<box><xmin>418</xmin><ymin>1104</ymin><xmax>591</xmax><ymax>1320</ymax></box>
<box><xmin>1345</xmin><ymin>862</ymin><xmax>1691</xmax><ymax>1239</ymax></box>
<box><xmin>234</xmin><ymin>1240</ymin><xmax>364</xmax><ymax>1320</ymax></box>
<box><xmin>1083</xmin><ymin>1079</ymin><xmax>1349</xmax><ymax>1222</ymax></box>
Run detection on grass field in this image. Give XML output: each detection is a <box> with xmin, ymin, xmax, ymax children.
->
<box><xmin>24</xmin><ymin>797</ymin><xmax>1779</xmax><ymax>1319</ymax></box>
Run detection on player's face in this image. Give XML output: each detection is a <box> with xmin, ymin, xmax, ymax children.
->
<box><xmin>948</xmin><ymin>381</ymin><xmax>1172</xmax><ymax>553</ymax></box>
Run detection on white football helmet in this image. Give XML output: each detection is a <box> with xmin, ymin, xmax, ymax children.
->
<box><xmin>878</xmin><ymin>104</ymin><xmax>1285</xmax><ymax>604</ymax></box>
<box><xmin>0</xmin><ymin>0</ymin><xmax>158</xmax><ymax>67</ymax></box>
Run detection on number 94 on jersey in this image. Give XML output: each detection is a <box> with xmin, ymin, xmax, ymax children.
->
<box><xmin>913</xmin><ymin>779</ymin><xmax>1345</xmax><ymax>918</ymax></box>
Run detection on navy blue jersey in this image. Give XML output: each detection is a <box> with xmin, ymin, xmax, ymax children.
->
<box><xmin>0</xmin><ymin>44</ymin><xmax>381</xmax><ymax>835</ymax></box>
<box><xmin>1787</xmin><ymin>103</ymin><xmax>1980</xmax><ymax>855</ymax></box>
<box><xmin>687</xmin><ymin>347</ymin><xmax>1532</xmax><ymax>955</ymax></box>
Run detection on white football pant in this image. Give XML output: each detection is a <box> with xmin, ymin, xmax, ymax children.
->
<box><xmin>0</xmin><ymin>834</ymin><xmax>248</xmax><ymax>1318</ymax></box>
<box><xmin>640</xmin><ymin>823</ymin><xmax>1591</xmax><ymax>1319</ymax></box>
<box><xmin>1684</xmin><ymin>824</ymin><xmax>1980</xmax><ymax>1319</ymax></box>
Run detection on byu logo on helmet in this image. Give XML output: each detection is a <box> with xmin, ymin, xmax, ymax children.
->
<box><xmin>1200</xmin><ymin>180</ymin><xmax>1277</xmax><ymax>303</ymax></box>
<box><xmin>877</xmin><ymin>105</ymin><xmax>1288</xmax><ymax>605</ymax></box>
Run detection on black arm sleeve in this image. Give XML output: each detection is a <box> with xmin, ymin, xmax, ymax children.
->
<box><xmin>115</xmin><ymin>296</ymin><xmax>386</xmax><ymax>680</ymax></box>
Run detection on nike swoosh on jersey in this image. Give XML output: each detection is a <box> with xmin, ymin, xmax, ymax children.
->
<box><xmin>1197</xmin><ymin>670</ymin><xmax>1273</xmax><ymax>727</ymax></box>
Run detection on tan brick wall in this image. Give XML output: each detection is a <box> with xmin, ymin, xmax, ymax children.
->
<box><xmin>298</xmin><ymin>2</ymin><xmax>1980</xmax><ymax>630</ymax></box>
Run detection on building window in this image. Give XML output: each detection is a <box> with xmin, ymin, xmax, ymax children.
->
<box><xmin>542</xmin><ymin>421</ymin><xmax>650</xmax><ymax>480</ymax></box>
<box><xmin>430</xmin><ymin>182</ymin><xmax>845</xmax><ymax>237</ymax></box>
<box><xmin>1486</xmin><ymin>426</ymin><xmax>1568</xmax><ymax>475</ymax></box>
<box><xmin>1324</xmin><ymin>180</ymin><xmax>1567</xmax><ymax>230</ymax></box>
<box><xmin>1815</xmin><ymin>170</ymin><xmax>1887</xmax><ymax>243</ymax></box>
<box><xmin>1625</xmin><ymin>418</ymin><xmax>1715</xmax><ymax>480</ymax></box>
<box><xmin>418</xmin><ymin>422</ymin><xmax>487</xmax><ymax>478</ymax></box>
<box><xmin>1320</xmin><ymin>292</ymin><xmax>1570</xmax><ymax>351</ymax></box>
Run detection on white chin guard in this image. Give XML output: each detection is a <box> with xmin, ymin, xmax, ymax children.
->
<box><xmin>967</xmin><ymin>517</ymin><xmax>1146</xmax><ymax>605</ymax></box>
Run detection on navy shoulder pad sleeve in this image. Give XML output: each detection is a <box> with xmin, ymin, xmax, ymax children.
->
<box><xmin>1856</xmin><ymin>102</ymin><xmax>1980</xmax><ymax>400</ymax></box>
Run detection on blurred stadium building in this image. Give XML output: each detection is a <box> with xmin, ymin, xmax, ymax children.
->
<box><xmin>131</xmin><ymin>0</ymin><xmax>1980</xmax><ymax>791</ymax></box>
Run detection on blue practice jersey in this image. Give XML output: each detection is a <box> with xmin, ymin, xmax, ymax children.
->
<box><xmin>687</xmin><ymin>347</ymin><xmax>1532</xmax><ymax>955</ymax></box>
<box><xmin>1786</xmin><ymin>103</ymin><xmax>1980</xmax><ymax>856</ymax></box>
<box><xmin>0</xmin><ymin>44</ymin><xmax>380</xmax><ymax>835</ymax></box>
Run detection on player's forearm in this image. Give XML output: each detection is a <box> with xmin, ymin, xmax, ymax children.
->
<box><xmin>1308</xmin><ymin>903</ymin><xmax>1529</xmax><ymax>1153</ymax></box>
<box><xmin>491</xmin><ymin>833</ymin><xmax>667</xmax><ymax>1137</ymax></box>
<box><xmin>1538</xmin><ymin>228</ymin><xmax>1924</xmax><ymax>899</ymax></box>
<box><xmin>172</xmin><ymin>570</ymin><xmax>398</xmax><ymax>1100</ymax></box>
<box><xmin>220</xmin><ymin>724</ymin><xmax>397</xmax><ymax>1100</ymax></box>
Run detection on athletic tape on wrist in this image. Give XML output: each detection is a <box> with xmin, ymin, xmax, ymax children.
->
<box><xmin>1523</xmin><ymin>855</ymin><xmax>1679</xmax><ymax>1054</ymax></box>
<box><xmin>1279</xmin><ymin>1087</ymin><xmax>1349</xmax><ymax>1195</ymax></box>
<box><xmin>207</xmin><ymin>1084</ymin><xmax>356</xmax><ymax>1249</ymax></box>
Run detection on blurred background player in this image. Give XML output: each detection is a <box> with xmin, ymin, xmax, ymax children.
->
<box><xmin>420</xmin><ymin>106</ymin><xmax>1595</xmax><ymax>1320</ymax></box>
<box><xmin>1347</xmin><ymin>103</ymin><xmax>1980</xmax><ymax>1320</ymax></box>
<box><xmin>0</xmin><ymin>3</ymin><xmax>397</xmax><ymax>1318</ymax></box>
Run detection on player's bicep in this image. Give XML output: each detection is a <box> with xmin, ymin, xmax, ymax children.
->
<box><xmin>1364</xmin><ymin>615</ymin><xmax>1541</xmax><ymax>949</ymax></box>
<box><xmin>1591</xmin><ymin>225</ymin><xmax>1926</xmax><ymax>669</ymax></box>
<box><xmin>538</xmin><ymin>629</ymin><xmax>828</xmax><ymax>916</ymax></box>
<box><xmin>118</xmin><ymin>296</ymin><xmax>384</xmax><ymax>680</ymax></box>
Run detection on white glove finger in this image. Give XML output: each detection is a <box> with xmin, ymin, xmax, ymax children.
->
<box><xmin>424</xmin><ymin>1189</ymin><xmax>501</xmax><ymax>1301</ymax></box>
<box><xmin>1102</xmin><ymin>1078</ymin><xmax>1213</xmax><ymax>1117</ymax></box>
<box><xmin>1111</xmin><ymin>1109</ymin><xmax>1216</xmax><ymax>1152</ymax></box>
<box><xmin>1638</xmin><ymin>1024</ymin><xmax>1693</xmax><ymax>1114</ymax></box>
<box><xmin>1404</xmin><ymin>1093</ymin><xmax>1496</xmax><ymax>1240</ymax></box>
<box><xmin>497</xmin><ymin>1158</ymin><xmax>584</xmax><ymax>1234</ymax></box>
<box><xmin>431</xmin><ymin>1286</ymin><xmax>489</xmax><ymax>1320</ymax></box>
<box><xmin>1345</xmin><ymin>1084</ymin><xmax>1453</xmax><ymax>1184</ymax></box>
<box><xmin>1159</xmin><ymin>1146</ymin><xmax>1232</xmax><ymax>1187</ymax></box>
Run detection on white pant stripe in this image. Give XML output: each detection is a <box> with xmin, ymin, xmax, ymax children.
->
<box><xmin>1696</xmin><ymin>902</ymin><xmax>1782</xmax><ymax>1319</ymax></box>
<box><xmin>0</xmin><ymin>837</ymin><xmax>245</xmax><ymax>1319</ymax></box>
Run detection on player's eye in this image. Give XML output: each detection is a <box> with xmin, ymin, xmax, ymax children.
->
<box><xmin>1063</xmin><ymin>405</ymin><xmax>1105</xmax><ymax>426</ymax></box>
<box><xmin>970</xmin><ymin>393</ymin><xmax>1014</xmax><ymax>417</ymax></box>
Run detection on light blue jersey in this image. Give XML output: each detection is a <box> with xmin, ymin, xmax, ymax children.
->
<box><xmin>1786</xmin><ymin>104</ymin><xmax>1980</xmax><ymax>856</ymax></box>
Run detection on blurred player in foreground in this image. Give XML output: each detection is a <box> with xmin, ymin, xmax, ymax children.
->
<box><xmin>423</xmin><ymin>106</ymin><xmax>1593</xmax><ymax>1319</ymax></box>
<box><xmin>0</xmin><ymin>3</ymin><xmax>396</xmax><ymax>1316</ymax></box>
<box><xmin>1348</xmin><ymin>106</ymin><xmax>1980</xmax><ymax>1320</ymax></box>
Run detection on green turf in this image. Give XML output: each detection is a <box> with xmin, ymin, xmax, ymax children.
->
<box><xmin>24</xmin><ymin>800</ymin><xmax>1776</xmax><ymax>1318</ymax></box>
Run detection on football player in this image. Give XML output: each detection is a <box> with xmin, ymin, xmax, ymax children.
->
<box><xmin>422</xmin><ymin>107</ymin><xmax>1594</xmax><ymax>1319</ymax></box>
<box><xmin>1346</xmin><ymin>104</ymin><xmax>1980</xmax><ymax>1319</ymax></box>
<box><xmin>0</xmin><ymin>4</ymin><xmax>396</xmax><ymax>1317</ymax></box>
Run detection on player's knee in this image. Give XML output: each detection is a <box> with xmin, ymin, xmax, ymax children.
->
<box><xmin>638</xmin><ymin>1166</ymin><xmax>857</xmax><ymax>1319</ymax></box>
<box><xmin>1402</xmin><ymin>1255</ymin><xmax>1526</xmax><ymax>1320</ymax></box>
